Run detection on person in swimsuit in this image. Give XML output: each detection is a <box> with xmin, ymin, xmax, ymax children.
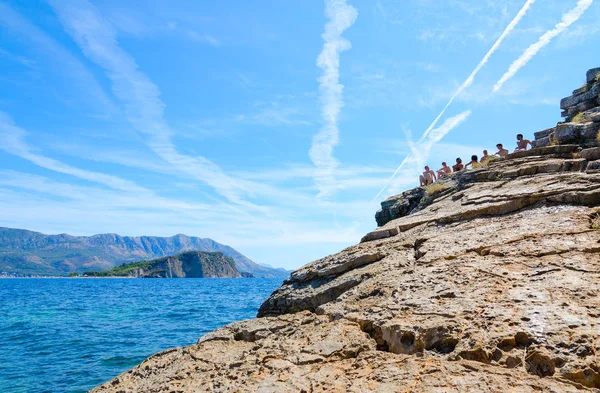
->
<box><xmin>514</xmin><ymin>134</ymin><xmax>532</xmax><ymax>152</ymax></box>
<box><xmin>436</xmin><ymin>162</ymin><xmax>451</xmax><ymax>178</ymax></box>
<box><xmin>452</xmin><ymin>158</ymin><xmax>464</xmax><ymax>172</ymax></box>
<box><xmin>494</xmin><ymin>144</ymin><xmax>509</xmax><ymax>157</ymax></box>
<box><xmin>464</xmin><ymin>155</ymin><xmax>480</xmax><ymax>169</ymax></box>
<box><xmin>419</xmin><ymin>166</ymin><xmax>436</xmax><ymax>186</ymax></box>
<box><xmin>480</xmin><ymin>150</ymin><xmax>490</xmax><ymax>163</ymax></box>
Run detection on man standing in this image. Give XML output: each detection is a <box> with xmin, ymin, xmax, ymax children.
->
<box><xmin>419</xmin><ymin>166</ymin><xmax>436</xmax><ymax>186</ymax></box>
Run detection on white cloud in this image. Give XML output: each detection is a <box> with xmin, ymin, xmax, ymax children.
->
<box><xmin>47</xmin><ymin>0</ymin><xmax>261</xmax><ymax>208</ymax></box>
<box><xmin>494</xmin><ymin>0</ymin><xmax>594</xmax><ymax>92</ymax></box>
<box><xmin>0</xmin><ymin>112</ymin><xmax>148</xmax><ymax>194</ymax></box>
<box><xmin>310</xmin><ymin>0</ymin><xmax>358</xmax><ymax>197</ymax></box>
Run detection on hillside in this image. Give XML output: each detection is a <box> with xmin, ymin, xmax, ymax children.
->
<box><xmin>84</xmin><ymin>251</ymin><xmax>244</xmax><ymax>278</ymax></box>
<box><xmin>0</xmin><ymin>229</ymin><xmax>288</xmax><ymax>278</ymax></box>
<box><xmin>94</xmin><ymin>68</ymin><xmax>600</xmax><ymax>392</ymax></box>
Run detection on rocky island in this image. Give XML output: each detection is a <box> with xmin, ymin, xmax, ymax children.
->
<box><xmin>84</xmin><ymin>251</ymin><xmax>251</xmax><ymax>278</ymax></box>
<box><xmin>92</xmin><ymin>68</ymin><xmax>600</xmax><ymax>392</ymax></box>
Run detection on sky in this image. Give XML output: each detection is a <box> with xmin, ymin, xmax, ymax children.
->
<box><xmin>0</xmin><ymin>0</ymin><xmax>598</xmax><ymax>269</ymax></box>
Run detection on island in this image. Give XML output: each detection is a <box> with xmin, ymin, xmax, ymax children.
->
<box><xmin>84</xmin><ymin>251</ymin><xmax>253</xmax><ymax>278</ymax></box>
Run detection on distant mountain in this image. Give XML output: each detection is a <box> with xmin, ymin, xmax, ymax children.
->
<box><xmin>0</xmin><ymin>227</ymin><xmax>289</xmax><ymax>278</ymax></box>
<box><xmin>84</xmin><ymin>251</ymin><xmax>247</xmax><ymax>278</ymax></box>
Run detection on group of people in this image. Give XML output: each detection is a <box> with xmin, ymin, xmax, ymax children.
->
<box><xmin>419</xmin><ymin>134</ymin><xmax>532</xmax><ymax>186</ymax></box>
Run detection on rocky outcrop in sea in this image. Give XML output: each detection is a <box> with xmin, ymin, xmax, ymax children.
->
<box><xmin>92</xmin><ymin>68</ymin><xmax>600</xmax><ymax>392</ymax></box>
<box><xmin>84</xmin><ymin>251</ymin><xmax>246</xmax><ymax>278</ymax></box>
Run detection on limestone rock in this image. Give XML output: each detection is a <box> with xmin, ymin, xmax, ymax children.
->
<box><xmin>92</xmin><ymin>68</ymin><xmax>600</xmax><ymax>392</ymax></box>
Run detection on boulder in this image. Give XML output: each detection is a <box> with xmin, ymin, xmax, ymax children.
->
<box><xmin>586</xmin><ymin>67</ymin><xmax>600</xmax><ymax>84</ymax></box>
<box><xmin>581</xmin><ymin>147</ymin><xmax>600</xmax><ymax>161</ymax></box>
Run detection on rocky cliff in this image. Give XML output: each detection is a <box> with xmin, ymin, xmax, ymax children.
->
<box><xmin>84</xmin><ymin>251</ymin><xmax>244</xmax><ymax>278</ymax></box>
<box><xmin>92</xmin><ymin>68</ymin><xmax>600</xmax><ymax>392</ymax></box>
<box><xmin>0</xmin><ymin>228</ymin><xmax>288</xmax><ymax>278</ymax></box>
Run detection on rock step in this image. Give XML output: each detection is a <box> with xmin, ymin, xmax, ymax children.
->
<box><xmin>560</xmin><ymin>82</ymin><xmax>600</xmax><ymax>110</ymax></box>
<box><xmin>534</xmin><ymin>127</ymin><xmax>555</xmax><ymax>140</ymax></box>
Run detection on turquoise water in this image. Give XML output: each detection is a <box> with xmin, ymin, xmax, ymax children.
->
<box><xmin>0</xmin><ymin>278</ymin><xmax>282</xmax><ymax>393</ymax></box>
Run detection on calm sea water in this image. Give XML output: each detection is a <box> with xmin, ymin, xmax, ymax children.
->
<box><xmin>0</xmin><ymin>278</ymin><xmax>282</xmax><ymax>393</ymax></box>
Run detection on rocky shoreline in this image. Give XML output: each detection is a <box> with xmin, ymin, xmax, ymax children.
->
<box><xmin>91</xmin><ymin>68</ymin><xmax>600</xmax><ymax>392</ymax></box>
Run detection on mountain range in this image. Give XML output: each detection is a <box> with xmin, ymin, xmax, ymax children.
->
<box><xmin>0</xmin><ymin>227</ymin><xmax>289</xmax><ymax>278</ymax></box>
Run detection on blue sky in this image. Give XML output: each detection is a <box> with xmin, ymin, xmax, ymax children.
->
<box><xmin>0</xmin><ymin>0</ymin><xmax>598</xmax><ymax>269</ymax></box>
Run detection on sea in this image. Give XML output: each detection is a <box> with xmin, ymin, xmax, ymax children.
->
<box><xmin>0</xmin><ymin>278</ymin><xmax>283</xmax><ymax>393</ymax></box>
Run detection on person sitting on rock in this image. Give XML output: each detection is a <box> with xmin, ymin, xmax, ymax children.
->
<box><xmin>494</xmin><ymin>144</ymin><xmax>509</xmax><ymax>157</ymax></box>
<box><xmin>464</xmin><ymin>155</ymin><xmax>480</xmax><ymax>170</ymax></box>
<box><xmin>514</xmin><ymin>134</ymin><xmax>532</xmax><ymax>152</ymax></box>
<box><xmin>452</xmin><ymin>158</ymin><xmax>464</xmax><ymax>172</ymax></box>
<box><xmin>419</xmin><ymin>166</ymin><xmax>436</xmax><ymax>186</ymax></box>
<box><xmin>480</xmin><ymin>150</ymin><xmax>490</xmax><ymax>163</ymax></box>
<box><xmin>436</xmin><ymin>162</ymin><xmax>451</xmax><ymax>178</ymax></box>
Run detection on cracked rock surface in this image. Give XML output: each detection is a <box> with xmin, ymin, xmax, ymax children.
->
<box><xmin>93</xmin><ymin>72</ymin><xmax>600</xmax><ymax>392</ymax></box>
<box><xmin>93</xmin><ymin>145</ymin><xmax>600</xmax><ymax>393</ymax></box>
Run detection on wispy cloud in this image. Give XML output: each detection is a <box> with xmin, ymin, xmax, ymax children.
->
<box><xmin>310</xmin><ymin>0</ymin><xmax>358</xmax><ymax>197</ymax></box>
<box><xmin>0</xmin><ymin>112</ymin><xmax>147</xmax><ymax>194</ymax></box>
<box><xmin>234</xmin><ymin>105</ymin><xmax>311</xmax><ymax>127</ymax></box>
<box><xmin>47</xmin><ymin>0</ymin><xmax>259</xmax><ymax>207</ymax></box>
<box><xmin>494</xmin><ymin>0</ymin><xmax>594</xmax><ymax>92</ymax></box>
<box><xmin>374</xmin><ymin>111</ymin><xmax>472</xmax><ymax>200</ymax></box>
<box><xmin>0</xmin><ymin>2</ymin><xmax>118</xmax><ymax>117</ymax></box>
<box><xmin>187</xmin><ymin>30</ymin><xmax>221</xmax><ymax>47</ymax></box>
<box><xmin>0</xmin><ymin>47</ymin><xmax>37</xmax><ymax>69</ymax></box>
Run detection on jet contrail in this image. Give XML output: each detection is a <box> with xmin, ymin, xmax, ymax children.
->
<box><xmin>494</xmin><ymin>0</ymin><xmax>594</xmax><ymax>92</ymax></box>
<box><xmin>310</xmin><ymin>0</ymin><xmax>358</xmax><ymax>197</ymax></box>
<box><xmin>417</xmin><ymin>0</ymin><xmax>536</xmax><ymax>143</ymax></box>
<box><xmin>374</xmin><ymin>0</ymin><xmax>535</xmax><ymax>200</ymax></box>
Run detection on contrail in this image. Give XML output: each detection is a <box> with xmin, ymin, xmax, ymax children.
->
<box><xmin>494</xmin><ymin>0</ymin><xmax>593</xmax><ymax>92</ymax></box>
<box><xmin>417</xmin><ymin>0</ymin><xmax>536</xmax><ymax>143</ymax></box>
<box><xmin>310</xmin><ymin>0</ymin><xmax>358</xmax><ymax>197</ymax></box>
<box><xmin>374</xmin><ymin>0</ymin><xmax>535</xmax><ymax>200</ymax></box>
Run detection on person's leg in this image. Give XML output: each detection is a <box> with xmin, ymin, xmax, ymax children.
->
<box><xmin>419</xmin><ymin>175</ymin><xmax>425</xmax><ymax>186</ymax></box>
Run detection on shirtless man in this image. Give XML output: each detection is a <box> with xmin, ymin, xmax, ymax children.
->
<box><xmin>464</xmin><ymin>155</ymin><xmax>479</xmax><ymax>169</ymax></box>
<box><xmin>515</xmin><ymin>134</ymin><xmax>532</xmax><ymax>152</ymax></box>
<box><xmin>436</xmin><ymin>162</ymin><xmax>451</xmax><ymax>178</ymax></box>
<box><xmin>494</xmin><ymin>144</ymin><xmax>509</xmax><ymax>158</ymax></box>
<box><xmin>419</xmin><ymin>166</ymin><xmax>436</xmax><ymax>186</ymax></box>
<box><xmin>452</xmin><ymin>158</ymin><xmax>464</xmax><ymax>172</ymax></box>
